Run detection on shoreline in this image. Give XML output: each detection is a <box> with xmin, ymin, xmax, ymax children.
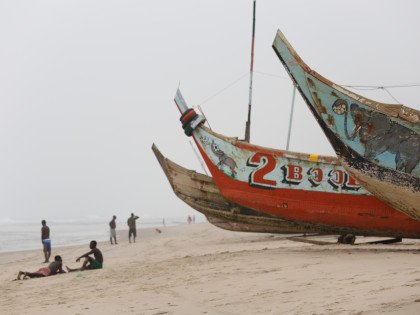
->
<box><xmin>0</xmin><ymin>224</ymin><xmax>186</xmax><ymax>256</ymax></box>
<box><xmin>0</xmin><ymin>220</ymin><xmax>191</xmax><ymax>254</ymax></box>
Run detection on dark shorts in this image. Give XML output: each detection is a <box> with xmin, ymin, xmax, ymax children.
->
<box><xmin>90</xmin><ymin>259</ymin><xmax>102</xmax><ymax>270</ymax></box>
<box><xmin>129</xmin><ymin>228</ymin><xmax>136</xmax><ymax>237</ymax></box>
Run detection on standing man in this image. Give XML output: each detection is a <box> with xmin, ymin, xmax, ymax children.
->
<box><xmin>109</xmin><ymin>215</ymin><xmax>117</xmax><ymax>245</ymax></box>
<box><xmin>127</xmin><ymin>213</ymin><xmax>139</xmax><ymax>243</ymax></box>
<box><xmin>41</xmin><ymin>220</ymin><xmax>51</xmax><ymax>263</ymax></box>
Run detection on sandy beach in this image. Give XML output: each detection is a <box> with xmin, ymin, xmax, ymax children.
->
<box><xmin>1</xmin><ymin>223</ymin><xmax>420</xmax><ymax>315</ymax></box>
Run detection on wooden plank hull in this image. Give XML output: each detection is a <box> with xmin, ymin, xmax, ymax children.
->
<box><xmin>186</xmin><ymin>126</ymin><xmax>420</xmax><ymax>238</ymax></box>
<box><xmin>182</xmin><ymin>197</ymin><xmax>320</xmax><ymax>234</ymax></box>
<box><xmin>152</xmin><ymin>144</ymin><xmax>323</xmax><ymax>234</ymax></box>
<box><xmin>272</xmin><ymin>30</ymin><xmax>420</xmax><ymax>219</ymax></box>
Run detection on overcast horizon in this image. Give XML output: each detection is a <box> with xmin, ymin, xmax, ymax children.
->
<box><xmin>1</xmin><ymin>0</ymin><xmax>419</xmax><ymax>221</ymax></box>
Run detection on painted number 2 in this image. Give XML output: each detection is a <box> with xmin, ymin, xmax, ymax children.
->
<box><xmin>247</xmin><ymin>153</ymin><xmax>277</xmax><ymax>189</ymax></box>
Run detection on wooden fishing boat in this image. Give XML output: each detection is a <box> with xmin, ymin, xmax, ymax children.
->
<box><xmin>152</xmin><ymin>143</ymin><xmax>323</xmax><ymax>234</ymax></box>
<box><xmin>272</xmin><ymin>30</ymin><xmax>420</xmax><ymax>219</ymax></box>
<box><xmin>173</xmin><ymin>89</ymin><xmax>420</xmax><ymax>238</ymax></box>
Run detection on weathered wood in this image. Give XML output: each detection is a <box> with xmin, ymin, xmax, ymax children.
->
<box><xmin>272</xmin><ymin>29</ymin><xmax>419</xmax><ymax>219</ymax></box>
<box><xmin>170</xmin><ymin>86</ymin><xmax>420</xmax><ymax>237</ymax></box>
<box><xmin>153</xmin><ymin>143</ymin><xmax>325</xmax><ymax>234</ymax></box>
<box><xmin>184</xmin><ymin>124</ymin><xmax>420</xmax><ymax>238</ymax></box>
<box><xmin>286</xmin><ymin>236</ymin><xmax>332</xmax><ymax>246</ymax></box>
<box><xmin>153</xmin><ymin>143</ymin><xmax>420</xmax><ymax>238</ymax></box>
<box><xmin>362</xmin><ymin>238</ymin><xmax>402</xmax><ymax>245</ymax></box>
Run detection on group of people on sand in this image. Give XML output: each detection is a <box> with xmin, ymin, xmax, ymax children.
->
<box><xmin>17</xmin><ymin>213</ymin><xmax>141</xmax><ymax>280</ymax></box>
<box><xmin>17</xmin><ymin>239</ymin><xmax>103</xmax><ymax>280</ymax></box>
<box><xmin>109</xmin><ymin>213</ymin><xmax>140</xmax><ymax>244</ymax></box>
<box><xmin>17</xmin><ymin>219</ymin><xmax>104</xmax><ymax>280</ymax></box>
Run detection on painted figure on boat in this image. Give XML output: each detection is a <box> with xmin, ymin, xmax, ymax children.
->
<box><xmin>272</xmin><ymin>29</ymin><xmax>420</xmax><ymax>219</ymax></box>
<box><xmin>332</xmin><ymin>99</ymin><xmax>420</xmax><ymax>174</ymax></box>
<box><xmin>210</xmin><ymin>140</ymin><xmax>237</xmax><ymax>176</ymax></box>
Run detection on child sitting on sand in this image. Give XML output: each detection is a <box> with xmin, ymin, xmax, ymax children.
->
<box><xmin>16</xmin><ymin>255</ymin><xmax>65</xmax><ymax>280</ymax></box>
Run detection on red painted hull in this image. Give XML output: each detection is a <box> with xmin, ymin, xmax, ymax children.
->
<box><xmin>192</xmin><ymin>130</ymin><xmax>420</xmax><ymax>238</ymax></box>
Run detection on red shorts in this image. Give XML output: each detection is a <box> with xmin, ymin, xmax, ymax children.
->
<box><xmin>37</xmin><ymin>267</ymin><xmax>51</xmax><ymax>276</ymax></box>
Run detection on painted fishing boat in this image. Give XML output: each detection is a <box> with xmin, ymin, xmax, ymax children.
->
<box><xmin>152</xmin><ymin>143</ymin><xmax>323</xmax><ymax>234</ymax></box>
<box><xmin>173</xmin><ymin>89</ymin><xmax>420</xmax><ymax>238</ymax></box>
<box><xmin>272</xmin><ymin>30</ymin><xmax>420</xmax><ymax>220</ymax></box>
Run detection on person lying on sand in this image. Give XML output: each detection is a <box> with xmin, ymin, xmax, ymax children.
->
<box><xmin>16</xmin><ymin>255</ymin><xmax>65</xmax><ymax>280</ymax></box>
<box><xmin>66</xmin><ymin>240</ymin><xmax>103</xmax><ymax>272</ymax></box>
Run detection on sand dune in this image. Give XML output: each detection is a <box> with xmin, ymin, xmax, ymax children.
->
<box><xmin>1</xmin><ymin>223</ymin><xmax>420</xmax><ymax>314</ymax></box>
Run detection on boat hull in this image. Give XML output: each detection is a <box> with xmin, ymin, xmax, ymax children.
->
<box><xmin>152</xmin><ymin>144</ymin><xmax>322</xmax><ymax>234</ymax></box>
<box><xmin>188</xmin><ymin>126</ymin><xmax>420</xmax><ymax>238</ymax></box>
<box><xmin>272</xmin><ymin>30</ymin><xmax>420</xmax><ymax>219</ymax></box>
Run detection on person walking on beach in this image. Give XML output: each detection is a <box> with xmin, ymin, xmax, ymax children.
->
<box><xmin>16</xmin><ymin>255</ymin><xmax>65</xmax><ymax>280</ymax></box>
<box><xmin>127</xmin><ymin>213</ymin><xmax>139</xmax><ymax>243</ymax></box>
<box><xmin>109</xmin><ymin>215</ymin><xmax>117</xmax><ymax>245</ymax></box>
<box><xmin>66</xmin><ymin>240</ymin><xmax>103</xmax><ymax>272</ymax></box>
<box><xmin>41</xmin><ymin>220</ymin><xmax>51</xmax><ymax>263</ymax></box>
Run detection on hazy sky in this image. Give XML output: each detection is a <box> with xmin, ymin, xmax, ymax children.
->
<box><xmin>0</xmin><ymin>0</ymin><xmax>419</xmax><ymax>222</ymax></box>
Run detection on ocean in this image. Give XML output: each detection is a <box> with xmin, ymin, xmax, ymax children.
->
<box><xmin>0</xmin><ymin>215</ymin><xmax>204</xmax><ymax>253</ymax></box>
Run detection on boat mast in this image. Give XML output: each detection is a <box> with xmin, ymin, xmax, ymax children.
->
<box><xmin>286</xmin><ymin>85</ymin><xmax>296</xmax><ymax>150</ymax></box>
<box><xmin>244</xmin><ymin>0</ymin><xmax>256</xmax><ymax>143</ymax></box>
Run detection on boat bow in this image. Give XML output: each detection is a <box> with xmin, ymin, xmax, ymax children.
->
<box><xmin>272</xmin><ymin>29</ymin><xmax>420</xmax><ymax>219</ymax></box>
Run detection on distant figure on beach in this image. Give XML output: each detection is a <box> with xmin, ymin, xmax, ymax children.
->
<box><xmin>16</xmin><ymin>255</ymin><xmax>65</xmax><ymax>280</ymax></box>
<box><xmin>66</xmin><ymin>240</ymin><xmax>103</xmax><ymax>272</ymax></box>
<box><xmin>187</xmin><ymin>215</ymin><xmax>192</xmax><ymax>224</ymax></box>
<box><xmin>41</xmin><ymin>220</ymin><xmax>51</xmax><ymax>263</ymax></box>
<box><xmin>127</xmin><ymin>213</ymin><xmax>139</xmax><ymax>243</ymax></box>
<box><xmin>109</xmin><ymin>215</ymin><xmax>117</xmax><ymax>245</ymax></box>
<box><xmin>162</xmin><ymin>218</ymin><xmax>165</xmax><ymax>227</ymax></box>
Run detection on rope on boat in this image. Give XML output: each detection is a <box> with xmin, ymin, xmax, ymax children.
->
<box><xmin>343</xmin><ymin>84</ymin><xmax>420</xmax><ymax>105</ymax></box>
<box><xmin>343</xmin><ymin>83</ymin><xmax>420</xmax><ymax>89</ymax></box>
<box><xmin>254</xmin><ymin>70</ymin><xmax>289</xmax><ymax>80</ymax></box>
<box><xmin>198</xmin><ymin>72</ymin><xmax>248</xmax><ymax>106</ymax></box>
<box><xmin>381</xmin><ymin>87</ymin><xmax>401</xmax><ymax>104</ymax></box>
<box><xmin>197</xmin><ymin>70</ymin><xmax>420</xmax><ymax>108</ymax></box>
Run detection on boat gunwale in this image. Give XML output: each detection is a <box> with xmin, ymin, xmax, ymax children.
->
<box><xmin>199</xmin><ymin>125</ymin><xmax>340</xmax><ymax>165</ymax></box>
<box><xmin>272</xmin><ymin>29</ymin><xmax>420</xmax><ymax>125</ymax></box>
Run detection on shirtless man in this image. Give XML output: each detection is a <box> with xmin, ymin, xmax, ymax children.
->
<box><xmin>41</xmin><ymin>220</ymin><xmax>51</xmax><ymax>263</ymax></box>
<box><xmin>66</xmin><ymin>240</ymin><xmax>103</xmax><ymax>272</ymax></box>
<box><xmin>127</xmin><ymin>213</ymin><xmax>139</xmax><ymax>243</ymax></box>
<box><xmin>16</xmin><ymin>255</ymin><xmax>65</xmax><ymax>280</ymax></box>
